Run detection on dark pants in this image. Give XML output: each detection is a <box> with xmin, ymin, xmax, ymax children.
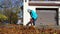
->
<box><xmin>26</xmin><ymin>18</ymin><xmax>37</xmax><ymax>26</ymax></box>
<box><xmin>32</xmin><ymin>18</ymin><xmax>35</xmax><ymax>25</ymax></box>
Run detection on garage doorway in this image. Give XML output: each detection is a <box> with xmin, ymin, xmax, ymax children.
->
<box><xmin>36</xmin><ymin>8</ymin><xmax>58</xmax><ymax>26</ymax></box>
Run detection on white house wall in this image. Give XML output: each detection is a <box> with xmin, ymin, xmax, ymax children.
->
<box><xmin>24</xmin><ymin>0</ymin><xmax>31</xmax><ymax>25</ymax></box>
<box><xmin>24</xmin><ymin>0</ymin><xmax>60</xmax><ymax>25</ymax></box>
<box><xmin>59</xmin><ymin>8</ymin><xmax>60</xmax><ymax>25</ymax></box>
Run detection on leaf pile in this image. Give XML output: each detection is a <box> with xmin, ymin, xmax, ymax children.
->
<box><xmin>0</xmin><ymin>24</ymin><xmax>60</xmax><ymax>34</ymax></box>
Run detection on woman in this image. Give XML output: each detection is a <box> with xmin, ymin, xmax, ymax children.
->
<box><xmin>26</xmin><ymin>9</ymin><xmax>38</xmax><ymax>27</ymax></box>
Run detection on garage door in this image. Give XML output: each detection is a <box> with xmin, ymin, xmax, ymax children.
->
<box><xmin>36</xmin><ymin>9</ymin><xmax>58</xmax><ymax>26</ymax></box>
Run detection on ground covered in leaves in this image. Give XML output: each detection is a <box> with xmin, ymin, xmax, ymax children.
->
<box><xmin>0</xmin><ymin>24</ymin><xmax>60</xmax><ymax>34</ymax></box>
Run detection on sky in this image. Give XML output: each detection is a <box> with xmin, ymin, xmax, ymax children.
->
<box><xmin>0</xmin><ymin>0</ymin><xmax>23</xmax><ymax>8</ymax></box>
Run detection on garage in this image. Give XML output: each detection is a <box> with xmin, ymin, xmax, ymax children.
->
<box><xmin>35</xmin><ymin>8</ymin><xmax>58</xmax><ymax>26</ymax></box>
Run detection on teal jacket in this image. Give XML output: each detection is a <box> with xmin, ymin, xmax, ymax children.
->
<box><xmin>30</xmin><ymin>10</ymin><xmax>38</xmax><ymax>20</ymax></box>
